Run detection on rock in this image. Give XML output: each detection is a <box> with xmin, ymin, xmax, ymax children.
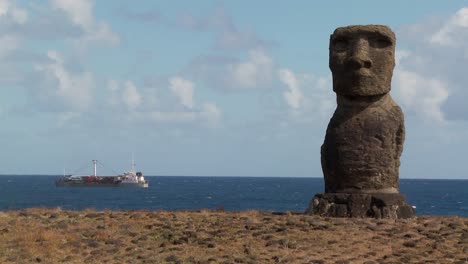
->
<box><xmin>306</xmin><ymin>25</ymin><xmax>414</xmax><ymax>219</ymax></box>
<box><xmin>85</xmin><ymin>239</ymin><xmax>99</xmax><ymax>247</ymax></box>
<box><xmin>84</xmin><ymin>212</ymin><xmax>103</xmax><ymax>218</ymax></box>
<box><xmin>62</xmin><ymin>256</ymin><xmax>73</xmax><ymax>262</ymax></box>
<box><xmin>309</xmin><ymin>260</ymin><xmax>325</xmax><ymax>264</ymax></box>
<box><xmin>165</xmin><ymin>254</ymin><xmax>181</xmax><ymax>263</ymax></box>
<box><xmin>306</xmin><ymin>193</ymin><xmax>414</xmax><ymax>219</ymax></box>
<box><xmin>403</xmin><ymin>241</ymin><xmax>417</xmax><ymax>248</ymax></box>
<box><xmin>55</xmin><ymin>220</ymin><xmax>68</xmax><ymax>229</ymax></box>
<box><xmin>207</xmin><ymin>242</ymin><xmax>216</xmax><ymax>248</ymax></box>
<box><xmin>48</xmin><ymin>213</ymin><xmax>58</xmax><ymax>219</ymax></box>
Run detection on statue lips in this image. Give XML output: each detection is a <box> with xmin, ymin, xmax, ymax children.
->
<box><xmin>350</xmin><ymin>68</ymin><xmax>372</xmax><ymax>77</ymax></box>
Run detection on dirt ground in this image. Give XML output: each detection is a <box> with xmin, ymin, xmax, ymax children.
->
<box><xmin>0</xmin><ymin>208</ymin><xmax>467</xmax><ymax>264</ymax></box>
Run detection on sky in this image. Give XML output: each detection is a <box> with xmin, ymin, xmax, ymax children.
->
<box><xmin>1</xmin><ymin>0</ymin><xmax>468</xmax><ymax>179</ymax></box>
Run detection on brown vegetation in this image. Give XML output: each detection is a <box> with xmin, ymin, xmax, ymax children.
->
<box><xmin>0</xmin><ymin>208</ymin><xmax>467</xmax><ymax>263</ymax></box>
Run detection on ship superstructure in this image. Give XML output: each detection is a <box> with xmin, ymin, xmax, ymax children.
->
<box><xmin>119</xmin><ymin>158</ymin><xmax>148</xmax><ymax>187</ymax></box>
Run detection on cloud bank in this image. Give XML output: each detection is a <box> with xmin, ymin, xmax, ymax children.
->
<box><xmin>394</xmin><ymin>7</ymin><xmax>468</xmax><ymax>122</ymax></box>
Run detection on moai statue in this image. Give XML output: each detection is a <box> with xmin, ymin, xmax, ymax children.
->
<box><xmin>306</xmin><ymin>25</ymin><xmax>414</xmax><ymax>218</ymax></box>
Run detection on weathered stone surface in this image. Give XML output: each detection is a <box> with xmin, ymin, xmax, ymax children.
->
<box><xmin>307</xmin><ymin>25</ymin><xmax>414</xmax><ymax>218</ymax></box>
<box><xmin>330</xmin><ymin>25</ymin><xmax>396</xmax><ymax>97</ymax></box>
<box><xmin>305</xmin><ymin>193</ymin><xmax>415</xmax><ymax>219</ymax></box>
<box><xmin>323</xmin><ymin>24</ymin><xmax>403</xmax><ymax>194</ymax></box>
<box><xmin>321</xmin><ymin>94</ymin><xmax>404</xmax><ymax>193</ymax></box>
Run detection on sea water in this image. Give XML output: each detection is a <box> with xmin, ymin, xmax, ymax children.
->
<box><xmin>0</xmin><ymin>176</ymin><xmax>467</xmax><ymax>216</ymax></box>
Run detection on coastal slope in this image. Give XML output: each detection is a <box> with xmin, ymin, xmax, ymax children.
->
<box><xmin>0</xmin><ymin>208</ymin><xmax>467</xmax><ymax>263</ymax></box>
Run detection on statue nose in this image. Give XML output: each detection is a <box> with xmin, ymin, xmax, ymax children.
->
<box><xmin>347</xmin><ymin>39</ymin><xmax>372</xmax><ymax>69</ymax></box>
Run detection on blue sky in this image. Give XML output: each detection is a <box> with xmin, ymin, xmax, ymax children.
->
<box><xmin>1</xmin><ymin>0</ymin><xmax>468</xmax><ymax>179</ymax></box>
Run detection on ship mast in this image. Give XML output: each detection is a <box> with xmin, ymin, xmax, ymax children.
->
<box><xmin>93</xmin><ymin>160</ymin><xmax>97</xmax><ymax>176</ymax></box>
<box><xmin>131</xmin><ymin>153</ymin><xmax>136</xmax><ymax>173</ymax></box>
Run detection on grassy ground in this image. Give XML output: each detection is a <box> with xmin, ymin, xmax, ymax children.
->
<box><xmin>0</xmin><ymin>208</ymin><xmax>467</xmax><ymax>263</ymax></box>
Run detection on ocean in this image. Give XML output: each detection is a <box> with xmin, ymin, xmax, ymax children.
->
<box><xmin>0</xmin><ymin>176</ymin><xmax>467</xmax><ymax>216</ymax></box>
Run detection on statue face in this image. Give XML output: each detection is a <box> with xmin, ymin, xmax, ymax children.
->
<box><xmin>329</xmin><ymin>25</ymin><xmax>396</xmax><ymax>96</ymax></box>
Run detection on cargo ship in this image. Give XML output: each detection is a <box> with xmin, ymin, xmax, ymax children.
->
<box><xmin>55</xmin><ymin>160</ymin><xmax>148</xmax><ymax>188</ymax></box>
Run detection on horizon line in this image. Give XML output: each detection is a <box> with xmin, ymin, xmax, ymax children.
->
<box><xmin>0</xmin><ymin>174</ymin><xmax>467</xmax><ymax>180</ymax></box>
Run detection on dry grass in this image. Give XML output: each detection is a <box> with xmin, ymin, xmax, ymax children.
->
<box><xmin>0</xmin><ymin>208</ymin><xmax>467</xmax><ymax>263</ymax></box>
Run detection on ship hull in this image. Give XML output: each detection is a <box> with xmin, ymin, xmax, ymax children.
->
<box><xmin>55</xmin><ymin>182</ymin><xmax>148</xmax><ymax>187</ymax></box>
<box><xmin>119</xmin><ymin>182</ymin><xmax>149</xmax><ymax>188</ymax></box>
<box><xmin>55</xmin><ymin>182</ymin><xmax>121</xmax><ymax>187</ymax></box>
<box><xmin>55</xmin><ymin>176</ymin><xmax>148</xmax><ymax>188</ymax></box>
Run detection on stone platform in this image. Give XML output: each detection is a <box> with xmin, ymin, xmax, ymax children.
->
<box><xmin>305</xmin><ymin>193</ymin><xmax>415</xmax><ymax>219</ymax></box>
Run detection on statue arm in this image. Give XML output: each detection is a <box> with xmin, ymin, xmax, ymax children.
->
<box><xmin>395</xmin><ymin>107</ymin><xmax>405</xmax><ymax>162</ymax></box>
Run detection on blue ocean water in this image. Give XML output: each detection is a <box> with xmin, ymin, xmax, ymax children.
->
<box><xmin>0</xmin><ymin>176</ymin><xmax>467</xmax><ymax>216</ymax></box>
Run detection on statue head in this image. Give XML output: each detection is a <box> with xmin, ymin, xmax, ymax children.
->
<box><xmin>329</xmin><ymin>25</ymin><xmax>396</xmax><ymax>97</ymax></box>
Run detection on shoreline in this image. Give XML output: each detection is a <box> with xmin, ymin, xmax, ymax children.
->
<box><xmin>1</xmin><ymin>208</ymin><xmax>467</xmax><ymax>263</ymax></box>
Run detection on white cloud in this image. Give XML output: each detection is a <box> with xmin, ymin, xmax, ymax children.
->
<box><xmin>393</xmin><ymin>55</ymin><xmax>449</xmax><ymax>123</ymax></box>
<box><xmin>0</xmin><ymin>2</ymin><xmax>223</xmax><ymax>132</ymax></box>
<box><xmin>50</xmin><ymin>0</ymin><xmax>119</xmax><ymax>49</ymax></box>
<box><xmin>10</xmin><ymin>6</ymin><xmax>27</xmax><ymax>24</ymax></box>
<box><xmin>187</xmin><ymin>48</ymin><xmax>276</xmax><ymax>91</ymax></box>
<box><xmin>0</xmin><ymin>0</ymin><xmax>28</xmax><ymax>24</ymax></box>
<box><xmin>228</xmin><ymin>49</ymin><xmax>274</xmax><ymax>89</ymax></box>
<box><xmin>298</xmin><ymin>75</ymin><xmax>335</xmax><ymax>122</ymax></box>
<box><xmin>315</xmin><ymin>77</ymin><xmax>335</xmax><ymax>119</ymax></box>
<box><xmin>395</xmin><ymin>6</ymin><xmax>468</xmax><ymax>122</ymax></box>
<box><xmin>75</xmin><ymin>22</ymin><xmax>120</xmax><ymax>49</ymax></box>
<box><xmin>275</xmin><ymin>67</ymin><xmax>334</xmax><ymax>123</ymax></box>
<box><xmin>278</xmin><ymin>69</ymin><xmax>304</xmax><ymax>110</ymax></box>
<box><xmin>50</xmin><ymin>0</ymin><xmax>93</xmax><ymax>29</ymax></box>
<box><xmin>104</xmin><ymin>77</ymin><xmax>221</xmax><ymax>127</ymax></box>
<box><xmin>33</xmin><ymin>50</ymin><xmax>94</xmax><ymax>112</ymax></box>
<box><xmin>151</xmin><ymin>77</ymin><xmax>221</xmax><ymax>125</ymax></box>
<box><xmin>122</xmin><ymin>81</ymin><xmax>141</xmax><ymax>110</ymax></box>
<box><xmin>187</xmin><ymin>48</ymin><xmax>335</xmax><ymax>124</ymax></box>
<box><xmin>430</xmin><ymin>7</ymin><xmax>468</xmax><ymax>45</ymax></box>
<box><xmin>169</xmin><ymin>76</ymin><xmax>195</xmax><ymax>109</ymax></box>
<box><xmin>0</xmin><ymin>0</ymin><xmax>7</xmax><ymax>16</ymax></box>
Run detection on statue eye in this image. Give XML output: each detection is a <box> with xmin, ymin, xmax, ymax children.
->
<box><xmin>369</xmin><ymin>36</ymin><xmax>392</xmax><ymax>49</ymax></box>
<box><xmin>332</xmin><ymin>38</ymin><xmax>349</xmax><ymax>51</ymax></box>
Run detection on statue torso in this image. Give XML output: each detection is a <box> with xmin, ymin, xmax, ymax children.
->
<box><xmin>321</xmin><ymin>95</ymin><xmax>404</xmax><ymax>193</ymax></box>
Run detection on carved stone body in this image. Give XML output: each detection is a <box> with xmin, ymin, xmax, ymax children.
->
<box><xmin>306</xmin><ymin>25</ymin><xmax>414</xmax><ymax>218</ymax></box>
<box><xmin>323</xmin><ymin>25</ymin><xmax>402</xmax><ymax>193</ymax></box>
<box><xmin>322</xmin><ymin>94</ymin><xmax>404</xmax><ymax>193</ymax></box>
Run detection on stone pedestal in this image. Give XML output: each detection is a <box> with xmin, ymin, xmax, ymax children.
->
<box><xmin>305</xmin><ymin>193</ymin><xmax>415</xmax><ymax>219</ymax></box>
